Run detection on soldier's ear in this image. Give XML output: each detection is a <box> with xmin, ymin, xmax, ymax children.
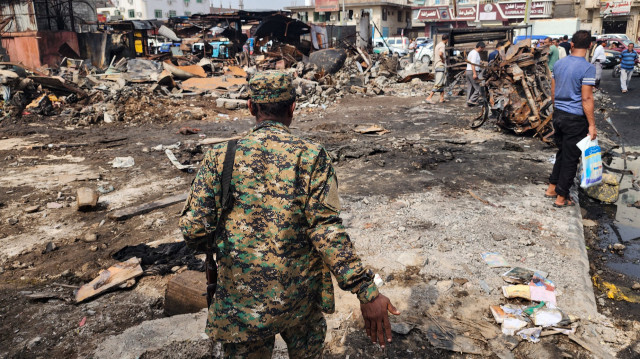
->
<box><xmin>288</xmin><ymin>102</ymin><xmax>296</xmax><ymax>117</ymax></box>
<box><xmin>248</xmin><ymin>99</ymin><xmax>257</xmax><ymax>117</ymax></box>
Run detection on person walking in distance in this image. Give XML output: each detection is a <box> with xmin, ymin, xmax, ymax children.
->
<box><xmin>559</xmin><ymin>35</ymin><xmax>572</xmax><ymax>56</ymax></box>
<box><xmin>591</xmin><ymin>40</ymin><xmax>606</xmax><ymax>88</ymax></box>
<box><xmin>619</xmin><ymin>42</ymin><xmax>638</xmax><ymax>93</ymax></box>
<box><xmin>545</xmin><ymin>31</ymin><xmax>597</xmax><ymax>207</ymax></box>
<box><xmin>426</xmin><ymin>34</ymin><xmax>449</xmax><ymax>104</ymax></box>
<box><xmin>466</xmin><ymin>41</ymin><xmax>485</xmax><ymax>106</ymax></box>
<box><xmin>544</xmin><ymin>37</ymin><xmax>560</xmax><ymax>72</ymax></box>
<box><xmin>179</xmin><ymin>71</ymin><xmax>399</xmax><ymax>358</ymax></box>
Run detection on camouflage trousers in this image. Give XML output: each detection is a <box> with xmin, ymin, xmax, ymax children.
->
<box><xmin>221</xmin><ymin>310</ymin><xmax>326</xmax><ymax>359</ymax></box>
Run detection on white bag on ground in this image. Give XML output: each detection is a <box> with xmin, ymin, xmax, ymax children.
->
<box><xmin>576</xmin><ymin>136</ymin><xmax>602</xmax><ymax>189</ymax></box>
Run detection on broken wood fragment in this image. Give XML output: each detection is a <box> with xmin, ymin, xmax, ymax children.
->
<box><xmin>164</xmin><ymin>270</ymin><xmax>208</xmax><ymax>316</ymax></box>
<box><xmin>75</xmin><ymin>257</ymin><xmax>143</xmax><ymax>303</ymax></box>
<box><xmin>108</xmin><ymin>193</ymin><xmax>188</xmax><ymax>221</ymax></box>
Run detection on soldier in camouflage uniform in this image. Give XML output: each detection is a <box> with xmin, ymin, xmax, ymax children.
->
<box><xmin>179</xmin><ymin>71</ymin><xmax>399</xmax><ymax>358</ymax></box>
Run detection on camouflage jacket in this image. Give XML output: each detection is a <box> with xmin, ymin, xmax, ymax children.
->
<box><xmin>179</xmin><ymin>120</ymin><xmax>379</xmax><ymax>343</ymax></box>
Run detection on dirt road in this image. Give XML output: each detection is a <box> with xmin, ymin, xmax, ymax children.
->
<box><xmin>1</xmin><ymin>92</ymin><xmax>637</xmax><ymax>358</ymax></box>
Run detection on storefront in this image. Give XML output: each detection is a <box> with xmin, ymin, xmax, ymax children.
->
<box><xmin>599</xmin><ymin>0</ymin><xmax>635</xmax><ymax>38</ymax></box>
<box><xmin>416</xmin><ymin>0</ymin><xmax>553</xmax><ymax>36</ymax></box>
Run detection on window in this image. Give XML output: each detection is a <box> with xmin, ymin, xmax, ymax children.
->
<box><xmin>298</xmin><ymin>12</ymin><xmax>308</xmax><ymax>22</ymax></box>
<box><xmin>185</xmin><ymin>11</ymin><xmax>191</xmax><ymax>15</ymax></box>
<box><xmin>197</xmin><ymin>0</ymin><xmax>203</xmax><ymax>2</ymax></box>
<box><xmin>128</xmin><ymin>9</ymin><xmax>135</xmax><ymax>18</ymax></box>
<box><xmin>114</xmin><ymin>10</ymin><xmax>120</xmax><ymax>15</ymax></box>
<box><xmin>184</xmin><ymin>0</ymin><xmax>189</xmax><ymax>5</ymax></box>
<box><xmin>154</xmin><ymin>9</ymin><xmax>162</xmax><ymax>18</ymax></box>
<box><xmin>169</xmin><ymin>10</ymin><xmax>177</xmax><ymax>17</ymax></box>
<box><xmin>313</xmin><ymin>12</ymin><xmax>319</xmax><ymax>21</ymax></box>
<box><xmin>398</xmin><ymin>9</ymin><xmax>402</xmax><ymax>22</ymax></box>
<box><xmin>382</xmin><ymin>8</ymin><xmax>387</xmax><ymax>21</ymax></box>
<box><xmin>348</xmin><ymin>10</ymin><xmax>353</xmax><ymax>20</ymax></box>
<box><xmin>314</xmin><ymin>12</ymin><xmax>326</xmax><ymax>22</ymax></box>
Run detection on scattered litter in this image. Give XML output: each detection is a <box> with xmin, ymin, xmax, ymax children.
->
<box><xmin>468</xmin><ymin>190</ymin><xmax>499</xmax><ymax>208</ymax></box>
<box><xmin>165</xmin><ymin>149</ymin><xmax>196</xmax><ymax>171</ymax></box>
<box><xmin>479</xmin><ymin>279</ymin><xmax>492</xmax><ymax>294</ymax></box>
<box><xmin>481</xmin><ymin>253</ymin><xmax>510</xmax><ymax>268</ymax></box>
<box><xmin>532</xmin><ymin>308</ymin><xmax>563</xmax><ymax>327</ymax></box>
<box><xmin>97</xmin><ymin>185</ymin><xmax>115</xmax><ymax>194</ymax></box>
<box><xmin>111</xmin><ymin>156</ymin><xmax>135</xmax><ymax>168</ymax></box>
<box><xmin>502</xmin><ymin>267</ymin><xmax>536</xmax><ymax>284</ymax></box>
<box><xmin>75</xmin><ymin>257</ymin><xmax>143</xmax><ymax>303</ymax></box>
<box><xmin>501</xmin><ymin>317</ymin><xmax>528</xmax><ymax>336</ymax></box>
<box><xmin>177</xmin><ymin>127</ymin><xmax>201</xmax><ymax>135</ymax></box>
<box><xmin>78</xmin><ymin>317</ymin><xmax>87</xmax><ymax>327</ymax></box>
<box><xmin>592</xmin><ymin>275</ymin><xmax>640</xmax><ymax>303</ymax></box>
<box><xmin>353</xmin><ymin>125</ymin><xmax>389</xmax><ymax>135</ymax></box>
<box><xmin>47</xmin><ymin>202</ymin><xmax>63</xmax><ymax>209</ymax></box>
<box><xmin>517</xmin><ymin>327</ymin><xmax>541</xmax><ymax>343</ymax></box>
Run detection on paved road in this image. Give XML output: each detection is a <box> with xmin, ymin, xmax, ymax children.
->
<box><xmin>599</xmin><ymin>68</ymin><xmax>640</xmax><ymax>146</ymax></box>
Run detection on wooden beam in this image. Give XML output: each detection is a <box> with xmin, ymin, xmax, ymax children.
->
<box><xmin>108</xmin><ymin>193</ymin><xmax>188</xmax><ymax>221</ymax></box>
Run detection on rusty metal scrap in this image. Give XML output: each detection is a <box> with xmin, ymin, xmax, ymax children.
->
<box><xmin>474</xmin><ymin>39</ymin><xmax>554</xmax><ymax>142</ymax></box>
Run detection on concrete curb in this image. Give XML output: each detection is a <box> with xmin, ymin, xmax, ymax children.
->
<box><xmin>567</xmin><ymin>189</ymin><xmax>599</xmax><ymax>319</ymax></box>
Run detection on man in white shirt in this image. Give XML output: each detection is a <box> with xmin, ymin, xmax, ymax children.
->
<box><xmin>554</xmin><ymin>38</ymin><xmax>566</xmax><ymax>59</ymax></box>
<box><xmin>426</xmin><ymin>34</ymin><xmax>449</xmax><ymax>104</ymax></box>
<box><xmin>466</xmin><ymin>41</ymin><xmax>485</xmax><ymax>106</ymax></box>
<box><xmin>591</xmin><ymin>40</ymin><xmax>606</xmax><ymax>88</ymax></box>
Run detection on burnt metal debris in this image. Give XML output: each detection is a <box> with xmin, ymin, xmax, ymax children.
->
<box><xmin>472</xmin><ymin>39</ymin><xmax>555</xmax><ymax>142</ymax></box>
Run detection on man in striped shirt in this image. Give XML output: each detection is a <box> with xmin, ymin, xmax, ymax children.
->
<box><xmin>545</xmin><ymin>30</ymin><xmax>597</xmax><ymax>208</ymax></box>
<box><xmin>619</xmin><ymin>43</ymin><xmax>638</xmax><ymax>93</ymax></box>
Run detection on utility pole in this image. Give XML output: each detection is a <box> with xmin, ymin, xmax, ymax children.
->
<box><xmin>239</xmin><ymin>0</ymin><xmax>244</xmax><ymax>10</ymax></box>
<box><xmin>523</xmin><ymin>0</ymin><xmax>532</xmax><ymax>24</ymax></box>
<box><xmin>342</xmin><ymin>0</ymin><xmax>346</xmax><ymax>25</ymax></box>
<box><xmin>474</xmin><ymin>0</ymin><xmax>480</xmax><ymax>27</ymax></box>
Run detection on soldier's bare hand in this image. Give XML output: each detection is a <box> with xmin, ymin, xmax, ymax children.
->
<box><xmin>360</xmin><ymin>294</ymin><xmax>400</xmax><ymax>348</ymax></box>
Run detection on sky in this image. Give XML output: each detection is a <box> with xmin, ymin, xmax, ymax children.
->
<box><xmin>211</xmin><ymin>0</ymin><xmax>304</xmax><ymax>10</ymax></box>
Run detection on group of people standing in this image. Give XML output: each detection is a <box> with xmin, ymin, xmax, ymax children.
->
<box><xmin>591</xmin><ymin>39</ymin><xmax>638</xmax><ymax>93</ymax></box>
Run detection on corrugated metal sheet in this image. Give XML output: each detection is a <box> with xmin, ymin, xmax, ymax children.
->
<box><xmin>0</xmin><ymin>0</ymin><xmax>37</xmax><ymax>32</ymax></box>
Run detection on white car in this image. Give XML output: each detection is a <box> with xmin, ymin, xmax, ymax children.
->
<box><xmin>415</xmin><ymin>42</ymin><xmax>434</xmax><ymax>65</ymax></box>
<box><xmin>597</xmin><ymin>33</ymin><xmax>630</xmax><ymax>41</ymax></box>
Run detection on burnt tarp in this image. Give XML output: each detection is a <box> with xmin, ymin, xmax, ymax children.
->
<box><xmin>77</xmin><ymin>32</ymin><xmax>109</xmax><ymax>68</ymax></box>
<box><xmin>253</xmin><ymin>14</ymin><xmax>310</xmax><ymax>45</ymax></box>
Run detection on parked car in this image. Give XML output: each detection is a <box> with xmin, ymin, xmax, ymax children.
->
<box><xmin>597</xmin><ymin>33</ymin><xmax>629</xmax><ymax>41</ymax></box>
<box><xmin>415</xmin><ymin>37</ymin><xmax>431</xmax><ymax>45</ymax></box>
<box><xmin>372</xmin><ymin>38</ymin><xmax>409</xmax><ymax>56</ymax></box>
<box><xmin>603</xmin><ymin>48</ymin><xmax>621</xmax><ymax>69</ymax></box>
<box><xmin>415</xmin><ymin>42</ymin><xmax>434</xmax><ymax>65</ymax></box>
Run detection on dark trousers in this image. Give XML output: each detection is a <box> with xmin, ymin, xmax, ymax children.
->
<box><xmin>549</xmin><ymin>109</ymin><xmax>588</xmax><ymax>198</ymax></box>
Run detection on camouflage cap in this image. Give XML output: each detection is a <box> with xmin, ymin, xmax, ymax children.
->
<box><xmin>249</xmin><ymin>71</ymin><xmax>296</xmax><ymax>104</ymax></box>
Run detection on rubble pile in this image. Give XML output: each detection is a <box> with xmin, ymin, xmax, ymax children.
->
<box><xmin>475</xmin><ymin>39</ymin><xmax>554</xmax><ymax>142</ymax></box>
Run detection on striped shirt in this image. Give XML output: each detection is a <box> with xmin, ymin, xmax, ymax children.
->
<box><xmin>552</xmin><ymin>55</ymin><xmax>596</xmax><ymax>116</ymax></box>
<box><xmin>620</xmin><ymin>49</ymin><xmax>638</xmax><ymax>70</ymax></box>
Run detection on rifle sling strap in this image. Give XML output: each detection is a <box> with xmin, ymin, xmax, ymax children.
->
<box><xmin>209</xmin><ymin>139</ymin><xmax>237</xmax><ymax>251</ymax></box>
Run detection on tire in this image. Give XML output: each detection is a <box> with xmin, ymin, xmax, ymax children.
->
<box><xmin>613</xmin><ymin>65</ymin><xmax>621</xmax><ymax>78</ymax></box>
<box><xmin>419</xmin><ymin>55</ymin><xmax>431</xmax><ymax>67</ymax></box>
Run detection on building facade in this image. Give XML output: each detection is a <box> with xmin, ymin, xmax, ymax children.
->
<box><xmin>286</xmin><ymin>0</ymin><xmax>413</xmax><ymax>38</ymax></box>
<box><xmin>413</xmin><ymin>0</ymin><xmax>555</xmax><ymax>36</ymax></box>
<box><xmin>579</xmin><ymin>0</ymin><xmax>640</xmax><ymax>41</ymax></box>
<box><xmin>98</xmin><ymin>0</ymin><xmax>211</xmax><ymax>20</ymax></box>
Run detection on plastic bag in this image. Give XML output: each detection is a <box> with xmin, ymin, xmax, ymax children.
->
<box><xmin>576</xmin><ymin>136</ymin><xmax>602</xmax><ymax>189</ymax></box>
